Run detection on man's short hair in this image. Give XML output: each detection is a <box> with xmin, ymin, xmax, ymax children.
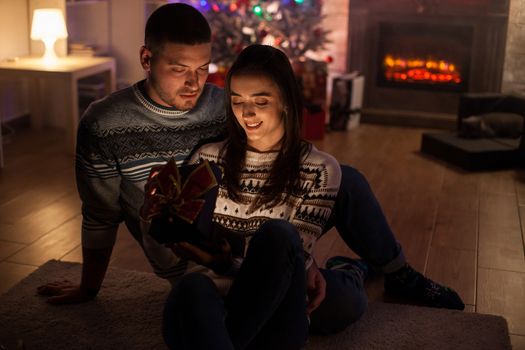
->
<box><xmin>145</xmin><ymin>3</ymin><xmax>211</xmax><ymax>54</ymax></box>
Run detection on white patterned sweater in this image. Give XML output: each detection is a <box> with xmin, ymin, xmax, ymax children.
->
<box><xmin>189</xmin><ymin>141</ymin><xmax>342</xmax><ymax>269</ymax></box>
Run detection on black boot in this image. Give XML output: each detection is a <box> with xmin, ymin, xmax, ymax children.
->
<box><xmin>384</xmin><ymin>264</ymin><xmax>465</xmax><ymax>310</ymax></box>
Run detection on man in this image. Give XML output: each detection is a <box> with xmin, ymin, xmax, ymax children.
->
<box><xmin>38</xmin><ymin>3</ymin><xmax>464</xmax><ymax>318</ymax></box>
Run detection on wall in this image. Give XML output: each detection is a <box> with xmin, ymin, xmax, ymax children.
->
<box><xmin>502</xmin><ymin>0</ymin><xmax>525</xmax><ymax>95</ymax></box>
<box><xmin>321</xmin><ymin>0</ymin><xmax>350</xmax><ymax>75</ymax></box>
<box><xmin>65</xmin><ymin>0</ymin><xmax>145</xmax><ymax>87</ymax></box>
<box><xmin>109</xmin><ymin>0</ymin><xmax>147</xmax><ymax>86</ymax></box>
<box><xmin>0</xmin><ymin>0</ymin><xmax>30</xmax><ymax>123</ymax></box>
<box><xmin>66</xmin><ymin>0</ymin><xmax>110</xmax><ymax>55</ymax></box>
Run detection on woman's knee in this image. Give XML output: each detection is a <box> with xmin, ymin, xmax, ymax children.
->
<box><xmin>253</xmin><ymin>219</ymin><xmax>302</xmax><ymax>249</ymax></box>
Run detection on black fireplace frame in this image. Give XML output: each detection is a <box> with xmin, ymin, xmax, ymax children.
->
<box><xmin>347</xmin><ymin>0</ymin><xmax>510</xmax><ymax>128</ymax></box>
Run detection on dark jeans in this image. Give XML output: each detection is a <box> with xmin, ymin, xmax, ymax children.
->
<box><xmin>326</xmin><ymin>165</ymin><xmax>406</xmax><ymax>273</ymax></box>
<box><xmin>163</xmin><ymin>220</ymin><xmax>309</xmax><ymax>350</ymax></box>
<box><xmin>163</xmin><ymin>165</ymin><xmax>405</xmax><ymax>348</ymax></box>
<box><xmin>309</xmin><ymin>268</ymin><xmax>367</xmax><ymax>335</ymax></box>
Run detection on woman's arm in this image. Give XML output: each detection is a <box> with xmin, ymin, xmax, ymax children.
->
<box><xmin>291</xmin><ymin>149</ymin><xmax>342</xmax><ymax>263</ymax></box>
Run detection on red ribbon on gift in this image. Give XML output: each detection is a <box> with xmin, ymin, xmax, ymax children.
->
<box><xmin>140</xmin><ymin>159</ymin><xmax>219</xmax><ymax>224</ymax></box>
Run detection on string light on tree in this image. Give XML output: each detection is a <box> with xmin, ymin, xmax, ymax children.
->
<box><xmin>177</xmin><ymin>0</ymin><xmax>331</xmax><ymax>66</ymax></box>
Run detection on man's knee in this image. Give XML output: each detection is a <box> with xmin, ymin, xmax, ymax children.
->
<box><xmin>309</xmin><ymin>270</ymin><xmax>368</xmax><ymax>335</ymax></box>
<box><xmin>310</xmin><ymin>294</ymin><xmax>367</xmax><ymax>335</ymax></box>
<box><xmin>339</xmin><ymin>164</ymin><xmax>369</xmax><ymax>194</ymax></box>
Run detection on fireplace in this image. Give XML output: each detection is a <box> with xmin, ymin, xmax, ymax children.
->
<box><xmin>347</xmin><ymin>0</ymin><xmax>510</xmax><ymax>128</ymax></box>
<box><xmin>376</xmin><ymin>22</ymin><xmax>473</xmax><ymax>93</ymax></box>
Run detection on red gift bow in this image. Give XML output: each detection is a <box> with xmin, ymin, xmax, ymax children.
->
<box><xmin>140</xmin><ymin>159</ymin><xmax>219</xmax><ymax>224</ymax></box>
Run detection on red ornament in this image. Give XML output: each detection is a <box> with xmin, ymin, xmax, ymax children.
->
<box><xmin>236</xmin><ymin>0</ymin><xmax>250</xmax><ymax>7</ymax></box>
<box><xmin>325</xmin><ymin>56</ymin><xmax>334</xmax><ymax>63</ymax></box>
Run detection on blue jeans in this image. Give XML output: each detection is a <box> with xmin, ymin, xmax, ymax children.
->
<box><xmin>326</xmin><ymin>165</ymin><xmax>406</xmax><ymax>273</ymax></box>
<box><xmin>163</xmin><ymin>220</ymin><xmax>309</xmax><ymax>350</ymax></box>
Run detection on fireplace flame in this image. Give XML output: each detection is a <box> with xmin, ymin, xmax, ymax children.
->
<box><xmin>383</xmin><ymin>54</ymin><xmax>461</xmax><ymax>84</ymax></box>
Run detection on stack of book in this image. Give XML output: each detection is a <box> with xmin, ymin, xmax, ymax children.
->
<box><xmin>68</xmin><ymin>42</ymin><xmax>98</xmax><ymax>57</ymax></box>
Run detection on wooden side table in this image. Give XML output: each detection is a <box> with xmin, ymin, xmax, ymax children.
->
<box><xmin>0</xmin><ymin>56</ymin><xmax>116</xmax><ymax>156</ymax></box>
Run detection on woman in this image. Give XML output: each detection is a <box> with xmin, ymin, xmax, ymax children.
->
<box><xmin>161</xmin><ymin>44</ymin><xmax>367</xmax><ymax>350</ymax></box>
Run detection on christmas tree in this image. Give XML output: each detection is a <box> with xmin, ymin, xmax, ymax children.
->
<box><xmin>177</xmin><ymin>0</ymin><xmax>331</xmax><ymax>66</ymax></box>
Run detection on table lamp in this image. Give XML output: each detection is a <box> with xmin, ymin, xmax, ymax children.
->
<box><xmin>30</xmin><ymin>8</ymin><xmax>68</xmax><ymax>63</ymax></box>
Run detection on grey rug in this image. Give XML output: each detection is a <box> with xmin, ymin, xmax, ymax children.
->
<box><xmin>0</xmin><ymin>260</ymin><xmax>511</xmax><ymax>350</ymax></box>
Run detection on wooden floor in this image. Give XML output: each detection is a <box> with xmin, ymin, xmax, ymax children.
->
<box><xmin>1</xmin><ymin>124</ymin><xmax>524</xmax><ymax>349</ymax></box>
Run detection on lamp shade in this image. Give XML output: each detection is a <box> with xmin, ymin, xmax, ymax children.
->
<box><xmin>30</xmin><ymin>9</ymin><xmax>68</xmax><ymax>40</ymax></box>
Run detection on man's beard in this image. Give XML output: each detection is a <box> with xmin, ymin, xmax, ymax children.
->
<box><xmin>150</xmin><ymin>77</ymin><xmax>199</xmax><ymax>110</ymax></box>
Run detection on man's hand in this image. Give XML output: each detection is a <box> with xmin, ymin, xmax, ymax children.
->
<box><xmin>37</xmin><ymin>280</ymin><xmax>95</xmax><ymax>305</ymax></box>
<box><xmin>306</xmin><ymin>259</ymin><xmax>326</xmax><ymax>314</ymax></box>
<box><xmin>168</xmin><ymin>238</ymin><xmax>233</xmax><ymax>274</ymax></box>
<box><xmin>37</xmin><ymin>247</ymin><xmax>112</xmax><ymax>305</ymax></box>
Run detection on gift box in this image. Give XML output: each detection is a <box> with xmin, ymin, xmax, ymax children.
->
<box><xmin>329</xmin><ymin>73</ymin><xmax>365</xmax><ymax>130</ymax></box>
<box><xmin>140</xmin><ymin>159</ymin><xmax>222</xmax><ymax>245</ymax></box>
<box><xmin>302</xmin><ymin>104</ymin><xmax>325</xmax><ymax>140</ymax></box>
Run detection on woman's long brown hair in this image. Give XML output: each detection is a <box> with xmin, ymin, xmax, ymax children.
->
<box><xmin>222</xmin><ymin>44</ymin><xmax>311</xmax><ymax>210</ymax></box>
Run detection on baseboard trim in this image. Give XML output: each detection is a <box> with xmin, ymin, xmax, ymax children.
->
<box><xmin>361</xmin><ymin>108</ymin><xmax>456</xmax><ymax>130</ymax></box>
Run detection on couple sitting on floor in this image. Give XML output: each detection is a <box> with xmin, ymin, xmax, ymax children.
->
<box><xmin>37</xmin><ymin>4</ymin><xmax>465</xmax><ymax>350</ymax></box>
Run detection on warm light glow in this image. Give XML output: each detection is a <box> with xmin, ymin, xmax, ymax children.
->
<box><xmin>209</xmin><ymin>62</ymin><xmax>218</xmax><ymax>74</ymax></box>
<box><xmin>30</xmin><ymin>9</ymin><xmax>68</xmax><ymax>64</ymax></box>
<box><xmin>383</xmin><ymin>54</ymin><xmax>461</xmax><ymax>85</ymax></box>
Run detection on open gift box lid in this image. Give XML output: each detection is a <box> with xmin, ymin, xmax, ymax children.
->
<box><xmin>140</xmin><ymin>159</ymin><xmax>222</xmax><ymax>244</ymax></box>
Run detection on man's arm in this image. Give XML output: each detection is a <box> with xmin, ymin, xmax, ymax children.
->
<box><xmin>38</xmin><ymin>107</ymin><xmax>123</xmax><ymax>304</ymax></box>
<box><xmin>292</xmin><ymin>150</ymin><xmax>342</xmax><ymax>312</ymax></box>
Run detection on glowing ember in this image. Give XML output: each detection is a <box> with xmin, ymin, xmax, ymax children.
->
<box><xmin>383</xmin><ymin>54</ymin><xmax>461</xmax><ymax>84</ymax></box>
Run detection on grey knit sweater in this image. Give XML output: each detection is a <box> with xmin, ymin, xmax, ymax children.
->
<box><xmin>76</xmin><ymin>81</ymin><xmax>226</xmax><ymax>278</ymax></box>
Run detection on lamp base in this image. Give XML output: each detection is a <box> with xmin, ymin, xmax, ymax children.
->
<box><xmin>41</xmin><ymin>37</ymin><xmax>59</xmax><ymax>64</ymax></box>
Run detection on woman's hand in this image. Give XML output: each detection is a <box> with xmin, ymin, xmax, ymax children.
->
<box><xmin>168</xmin><ymin>239</ymin><xmax>233</xmax><ymax>274</ymax></box>
<box><xmin>306</xmin><ymin>259</ymin><xmax>326</xmax><ymax>314</ymax></box>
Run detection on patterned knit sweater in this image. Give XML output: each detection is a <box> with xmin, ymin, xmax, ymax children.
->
<box><xmin>76</xmin><ymin>81</ymin><xmax>226</xmax><ymax>278</ymax></box>
<box><xmin>190</xmin><ymin>141</ymin><xmax>342</xmax><ymax>268</ymax></box>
